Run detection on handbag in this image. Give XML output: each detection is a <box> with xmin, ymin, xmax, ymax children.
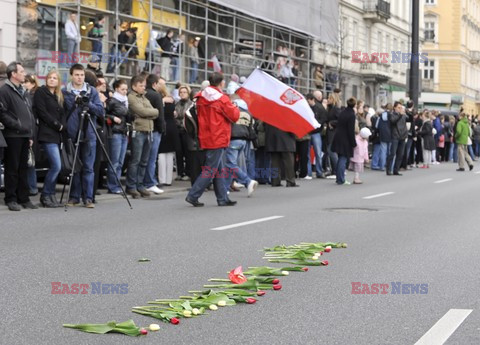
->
<box><xmin>60</xmin><ymin>138</ymin><xmax>82</xmax><ymax>176</ymax></box>
<box><xmin>27</xmin><ymin>147</ymin><xmax>35</xmax><ymax>168</ymax></box>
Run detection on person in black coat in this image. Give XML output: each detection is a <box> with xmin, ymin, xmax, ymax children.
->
<box><xmin>332</xmin><ymin>97</ymin><xmax>357</xmax><ymax>185</ymax></box>
<box><xmin>34</xmin><ymin>71</ymin><xmax>66</xmax><ymax>207</ymax></box>
<box><xmin>158</xmin><ymin>89</ymin><xmax>179</xmax><ymax>186</ymax></box>
<box><xmin>417</xmin><ymin>111</ymin><xmax>435</xmax><ymax>168</ymax></box>
<box><xmin>265</xmin><ymin>124</ymin><xmax>297</xmax><ymax>187</ymax></box>
<box><xmin>326</xmin><ymin>93</ymin><xmax>341</xmax><ymax>174</ymax></box>
<box><xmin>0</xmin><ymin>62</ymin><xmax>37</xmax><ymax>211</ymax></box>
<box><xmin>105</xmin><ymin>79</ymin><xmax>130</xmax><ymax>194</ymax></box>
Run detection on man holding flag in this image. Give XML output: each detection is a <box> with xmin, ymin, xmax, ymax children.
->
<box><xmin>185</xmin><ymin>72</ymin><xmax>239</xmax><ymax>207</ymax></box>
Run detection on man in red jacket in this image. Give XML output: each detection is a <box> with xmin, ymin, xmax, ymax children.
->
<box><xmin>186</xmin><ymin>72</ymin><xmax>240</xmax><ymax>206</ymax></box>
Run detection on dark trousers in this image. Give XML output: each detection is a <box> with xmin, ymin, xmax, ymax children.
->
<box><xmin>189</xmin><ymin>150</ymin><xmax>206</xmax><ymax>186</ymax></box>
<box><xmin>386</xmin><ymin>139</ymin><xmax>406</xmax><ymax>174</ymax></box>
<box><xmin>271</xmin><ymin>152</ymin><xmax>295</xmax><ymax>186</ymax></box>
<box><xmin>415</xmin><ymin>138</ymin><xmax>424</xmax><ymax>164</ymax></box>
<box><xmin>295</xmin><ymin>140</ymin><xmax>310</xmax><ymax>178</ymax></box>
<box><xmin>3</xmin><ymin>137</ymin><xmax>30</xmax><ymax>204</ymax></box>
<box><xmin>176</xmin><ymin>131</ymin><xmax>191</xmax><ymax>177</ymax></box>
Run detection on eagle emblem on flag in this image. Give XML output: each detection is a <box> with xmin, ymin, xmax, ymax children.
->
<box><xmin>280</xmin><ymin>88</ymin><xmax>302</xmax><ymax>105</ymax></box>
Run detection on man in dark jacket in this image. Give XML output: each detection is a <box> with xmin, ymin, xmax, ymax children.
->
<box><xmin>0</xmin><ymin>62</ymin><xmax>37</xmax><ymax>211</ymax></box>
<box><xmin>265</xmin><ymin>124</ymin><xmax>297</xmax><ymax>187</ymax></box>
<box><xmin>186</xmin><ymin>72</ymin><xmax>239</xmax><ymax>207</ymax></box>
<box><xmin>332</xmin><ymin>97</ymin><xmax>357</xmax><ymax>185</ymax></box>
<box><xmin>143</xmin><ymin>74</ymin><xmax>165</xmax><ymax>195</ymax></box>
<box><xmin>157</xmin><ymin>30</ymin><xmax>174</xmax><ymax>81</ymax></box>
<box><xmin>386</xmin><ymin>101</ymin><xmax>408</xmax><ymax>176</ymax></box>
<box><xmin>63</xmin><ymin>64</ymin><xmax>104</xmax><ymax>208</ymax></box>
<box><xmin>308</xmin><ymin>92</ymin><xmax>327</xmax><ymax>178</ymax></box>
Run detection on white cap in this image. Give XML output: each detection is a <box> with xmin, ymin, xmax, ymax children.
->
<box><xmin>360</xmin><ymin>127</ymin><xmax>372</xmax><ymax>139</ymax></box>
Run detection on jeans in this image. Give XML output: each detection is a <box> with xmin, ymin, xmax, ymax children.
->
<box><xmin>449</xmin><ymin>143</ymin><xmax>458</xmax><ymax>162</ymax></box>
<box><xmin>190</xmin><ymin>61</ymin><xmax>199</xmax><ymax>84</ymax></box>
<box><xmin>107</xmin><ymin>133</ymin><xmax>128</xmax><ymax>193</ymax></box>
<box><xmin>386</xmin><ymin>139</ymin><xmax>406</xmax><ymax>173</ymax></box>
<box><xmin>255</xmin><ymin>148</ymin><xmax>271</xmax><ymax>184</ymax></box>
<box><xmin>307</xmin><ymin>133</ymin><xmax>322</xmax><ymax>176</ymax></box>
<box><xmin>67</xmin><ymin>39</ymin><xmax>77</xmax><ymax>65</ymax></box>
<box><xmin>475</xmin><ymin>142</ymin><xmax>480</xmax><ymax>157</ymax></box>
<box><xmin>71</xmin><ymin>140</ymin><xmax>96</xmax><ymax>202</ymax></box>
<box><xmin>371</xmin><ymin>143</ymin><xmax>382</xmax><ymax>169</ymax></box>
<box><xmin>336</xmin><ymin>155</ymin><xmax>348</xmax><ymax>184</ymax></box>
<box><xmin>224</xmin><ymin>140</ymin><xmax>252</xmax><ymax>189</ymax></box>
<box><xmin>187</xmin><ymin>148</ymin><xmax>229</xmax><ymax>203</ymax></box>
<box><xmin>244</xmin><ymin>141</ymin><xmax>256</xmax><ymax>180</ymax></box>
<box><xmin>91</xmin><ymin>40</ymin><xmax>102</xmax><ymax>60</ymax></box>
<box><xmin>126</xmin><ymin>132</ymin><xmax>152</xmax><ymax>191</ymax></box>
<box><xmin>42</xmin><ymin>143</ymin><xmax>61</xmax><ymax>196</ymax></box>
<box><xmin>144</xmin><ymin>132</ymin><xmax>162</xmax><ymax>188</ymax></box>
<box><xmin>27</xmin><ymin>166</ymin><xmax>38</xmax><ymax>194</ymax></box>
<box><xmin>171</xmin><ymin>57</ymin><xmax>179</xmax><ymax>81</ymax></box>
<box><xmin>468</xmin><ymin>145</ymin><xmax>475</xmax><ymax>160</ymax></box>
<box><xmin>372</xmin><ymin>141</ymin><xmax>389</xmax><ymax>169</ymax></box>
<box><xmin>327</xmin><ymin>143</ymin><xmax>338</xmax><ymax>173</ymax></box>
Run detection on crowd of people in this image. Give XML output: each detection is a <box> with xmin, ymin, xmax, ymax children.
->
<box><xmin>0</xmin><ymin>58</ymin><xmax>478</xmax><ymax>211</ymax></box>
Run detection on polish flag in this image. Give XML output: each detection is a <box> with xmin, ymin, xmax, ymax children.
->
<box><xmin>236</xmin><ymin>69</ymin><xmax>320</xmax><ymax>138</ymax></box>
<box><xmin>207</xmin><ymin>54</ymin><xmax>222</xmax><ymax>73</ymax></box>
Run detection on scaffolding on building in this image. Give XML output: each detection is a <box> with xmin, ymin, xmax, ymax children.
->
<box><xmin>46</xmin><ymin>0</ymin><xmax>336</xmax><ymax>94</ymax></box>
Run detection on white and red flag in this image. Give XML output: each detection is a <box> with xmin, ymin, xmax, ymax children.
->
<box><xmin>207</xmin><ymin>54</ymin><xmax>222</xmax><ymax>73</ymax></box>
<box><xmin>236</xmin><ymin>69</ymin><xmax>320</xmax><ymax>137</ymax></box>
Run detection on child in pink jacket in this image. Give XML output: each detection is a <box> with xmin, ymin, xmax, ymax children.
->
<box><xmin>350</xmin><ymin>127</ymin><xmax>371</xmax><ymax>184</ymax></box>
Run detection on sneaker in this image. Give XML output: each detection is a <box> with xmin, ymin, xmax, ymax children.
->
<box><xmin>353</xmin><ymin>179</ymin><xmax>363</xmax><ymax>184</ymax></box>
<box><xmin>181</xmin><ymin>175</ymin><xmax>191</xmax><ymax>181</ymax></box>
<box><xmin>247</xmin><ymin>180</ymin><xmax>258</xmax><ymax>197</ymax></box>
<box><xmin>303</xmin><ymin>176</ymin><xmax>313</xmax><ymax>180</ymax></box>
<box><xmin>21</xmin><ymin>201</ymin><xmax>38</xmax><ymax>209</ymax></box>
<box><xmin>6</xmin><ymin>201</ymin><xmax>21</xmax><ymax>211</ymax></box>
<box><xmin>233</xmin><ymin>181</ymin><xmax>244</xmax><ymax>189</ymax></box>
<box><xmin>66</xmin><ymin>199</ymin><xmax>80</xmax><ymax>207</ymax></box>
<box><xmin>85</xmin><ymin>200</ymin><xmax>95</xmax><ymax>208</ymax></box>
<box><xmin>326</xmin><ymin>175</ymin><xmax>336</xmax><ymax>180</ymax></box>
<box><xmin>138</xmin><ymin>189</ymin><xmax>151</xmax><ymax>198</ymax></box>
<box><xmin>343</xmin><ymin>181</ymin><xmax>351</xmax><ymax>185</ymax></box>
<box><xmin>147</xmin><ymin>185</ymin><xmax>164</xmax><ymax>195</ymax></box>
<box><xmin>126</xmin><ymin>189</ymin><xmax>141</xmax><ymax>199</ymax></box>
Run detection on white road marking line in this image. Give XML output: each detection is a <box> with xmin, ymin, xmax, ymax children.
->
<box><xmin>434</xmin><ymin>178</ymin><xmax>453</xmax><ymax>184</ymax></box>
<box><xmin>211</xmin><ymin>216</ymin><xmax>284</xmax><ymax>231</ymax></box>
<box><xmin>414</xmin><ymin>309</ymin><xmax>473</xmax><ymax>345</ymax></box>
<box><xmin>362</xmin><ymin>192</ymin><xmax>395</xmax><ymax>200</ymax></box>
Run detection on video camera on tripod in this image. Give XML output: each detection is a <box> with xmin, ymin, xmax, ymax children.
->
<box><xmin>75</xmin><ymin>90</ymin><xmax>90</xmax><ymax>109</ymax></box>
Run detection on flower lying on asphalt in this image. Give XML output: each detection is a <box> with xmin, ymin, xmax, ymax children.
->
<box><xmin>170</xmin><ymin>318</ymin><xmax>180</xmax><ymax>325</ymax></box>
<box><xmin>228</xmin><ymin>266</ymin><xmax>248</xmax><ymax>284</ymax></box>
<box><xmin>209</xmin><ymin>304</ymin><xmax>218</xmax><ymax>310</ymax></box>
<box><xmin>148</xmin><ymin>324</ymin><xmax>160</xmax><ymax>331</ymax></box>
<box><xmin>63</xmin><ymin>320</ymin><xmax>144</xmax><ymax>337</ymax></box>
<box><xmin>140</xmin><ymin>328</ymin><xmax>148</xmax><ymax>335</ymax></box>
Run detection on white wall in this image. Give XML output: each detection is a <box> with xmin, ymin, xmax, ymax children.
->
<box><xmin>0</xmin><ymin>0</ymin><xmax>17</xmax><ymax>63</ymax></box>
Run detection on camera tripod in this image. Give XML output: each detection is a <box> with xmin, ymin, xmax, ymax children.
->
<box><xmin>63</xmin><ymin>107</ymin><xmax>132</xmax><ymax>211</ymax></box>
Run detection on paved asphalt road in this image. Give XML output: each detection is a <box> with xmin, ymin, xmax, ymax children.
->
<box><xmin>1</xmin><ymin>162</ymin><xmax>480</xmax><ymax>345</ymax></box>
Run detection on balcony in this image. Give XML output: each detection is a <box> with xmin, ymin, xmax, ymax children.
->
<box><xmin>422</xmin><ymin>79</ymin><xmax>434</xmax><ymax>92</ymax></box>
<box><xmin>363</xmin><ymin>0</ymin><xmax>391</xmax><ymax>23</ymax></box>
<box><xmin>470</xmin><ymin>50</ymin><xmax>480</xmax><ymax>64</ymax></box>
<box><xmin>360</xmin><ymin>63</ymin><xmax>391</xmax><ymax>83</ymax></box>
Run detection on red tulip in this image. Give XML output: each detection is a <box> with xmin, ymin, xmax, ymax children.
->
<box><xmin>322</xmin><ymin>260</ymin><xmax>329</xmax><ymax>266</ymax></box>
<box><xmin>246</xmin><ymin>298</ymin><xmax>257</xmax><ymax>304</ymax></box>
<box><xmin>140</xmin><ymin>328</ymin><xmax>148</xmax><ymax>335</ymax></box>
<box><xmin>272</xmin><ymin>278</ymin><xmax>280</xmax><ymax>284</ymax></box>
<box><xmin>325</xmin><ymin>248</ymin><xmax>331</xmax><ymax>253</ymax></box>
<box><xmin>228</xmin><ymin>266</ymin><xmax>247</xmax><ymax>284</ymax></box>
<box><xmin>257</xmin><ymin>290</ymin><xmax>266</xmax><ymax>296</ymax></box>
<box><xmin>273</xmin><ymin>284</ymin><xmax>282</xmax><ymax>290</ymax></box>
<box><xmin>170</xmin><ymin>318</ymin><xmax>180</xmax><ymax>325</ymax></box>
<box><xmin>301</xmin><ymin>267</ymin><xmax>309</xmax><ymax>272</ymax></box>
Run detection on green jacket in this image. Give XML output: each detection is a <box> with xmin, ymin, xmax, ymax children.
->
<box><xmin>455</xmin><ymin>117</ymin><xmax>470</xmax><ymax>145</ymax></box>
<box><xmin>128</xmin><ymin>91</ymin><xmax>158</xmax><ymax>132</ymax></box>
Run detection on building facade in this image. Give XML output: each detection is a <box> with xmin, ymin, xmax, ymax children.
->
<box><xmin>421</xmin><ymin>0</ymin><xmax>480</xmax><ymax>114</ymax></box>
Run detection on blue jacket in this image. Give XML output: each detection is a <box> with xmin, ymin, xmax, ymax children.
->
<box><xmin>62</xmin><ymin>83</ymin><xmax>104</xmax><ymax>141</ymax></box>
<box><xmin>377</xmin><ymin>111</ymin><xmax>392</xmax><ymax>143</ymax></box>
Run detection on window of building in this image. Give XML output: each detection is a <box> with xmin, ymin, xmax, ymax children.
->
<box><xmin>425</xmin><ymin>0</ymin><xmax>436</xmax><ymax>5</ymax></box>
<box><xmin>378</xmin><ymin>31</ymin><xmax>383</xmax><ymax>52</ymax></box>
<box><xmin>424</xmin><ymin>60</ymin><xmax>435</xmax><ymax>80</ymax></box>
<box><xmin>425</xmin><ymin>21</ymin><xmax>435</xmax><ymax>41</ymax></box>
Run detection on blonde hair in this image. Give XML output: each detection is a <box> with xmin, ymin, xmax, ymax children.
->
<box><xmin>46</xmin><ymin>69</ymin><xmax>64</xmax><ymax>106</ymax></box>
<box><xmin>159</xmin><ymin>83</ymin><xmax>169</xmax><ymax>97</ymax></box>
<box><xmin>178</xmin><ymin>84</ymin><xmax>191</xmax><ymax>97</ymax></box>
<box><xmin>328</xmin><ymin>92</ymin><xmax>341</xmax><ymax>107</ymax></box>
